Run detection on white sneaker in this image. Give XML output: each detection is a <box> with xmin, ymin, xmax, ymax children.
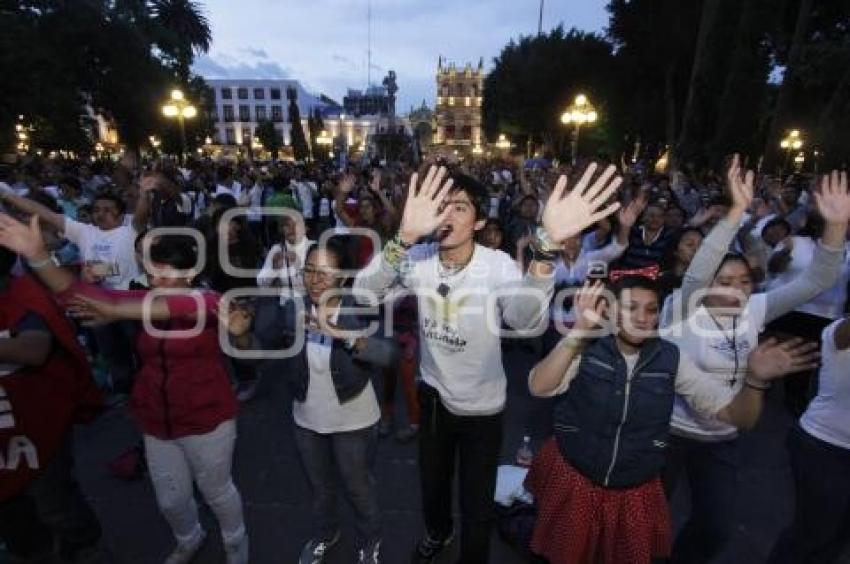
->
<box><xmin>164</xmin><ymin>529</ymin><xmax>207</xmax><ymax>564</ymax></box>
<box><xmin>225</xmin><ymin>534</ymin><xmax>249</xmax><ymax>564</ymax></box>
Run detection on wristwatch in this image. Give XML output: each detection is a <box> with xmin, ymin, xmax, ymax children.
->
<box><xmin>534</xmin><ymin>226</ymin><xmax>561</xmax><ymax>254</ymax></box>
<box><xmin>27</xmin><ymin>254</ymin><xmax>60</xmax><ymax>269</ymax></box>
<box><xmin>529</xmin><ymin>226</ymin><xmax>560</xmax><ymax>263</ymax></box>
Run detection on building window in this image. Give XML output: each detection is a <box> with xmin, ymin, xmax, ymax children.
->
<box><xmin>237</xmin><ymin>87</ymin><xmax>248</xmax><ymax>100</ymax></box>
<box><xmin>441</xmin><ymin>86</ymin><xmax>449</xmax><ymax>96</ymax></box>
<box><xmin>239</xmin><ymin>105</ymin><xmax>250</xmax><ymax>121</ymax></box>
<box><xmin>225</xmin><ymin>128</ymin><xmax>236</xmax><ymax>144</ymax></box>
<box><xmin>209</xmin><ymin>107</ymin><xmax>219</xmax><ymax>122</ymax></box>
<box><xmin>223</xmin><ymin>105</ymin><xmax>234</xmax><ymax>122</ymax></box>
<box><xmin>271</xmin><ymin>105</ymin><xmax>283</xmax><ymax>122</ymax></box>
<box><xmin>461</xmin><ymin>125</ymin><xmax>472</xmax><ymax>140</ymax></box>
<box><xmin>256</xmin><ymin>106</ymin><xmax>267</xmax><ymax>121</ymax></box>
<box><xmin>455</xmin><ymin>84</ymin><xmax>464</xmax><ymax>97</ymax></box>
<box><xmin>271</xmin><ymin>88</ymin><xmax>281</xmax><ymax>100</ymax></box>
<box><xmin>254</xmin><ymin>88</ymin><xmax>265</xmax><ymax>100</ymax></box>
<box><xmin>445</xmin><ymin>125</ymin><xmax>455</xmax><ymax>140</ymax></box>
<box><xmin>206</xmin><ymin>87</ymin><xmax>216</xmax><ymax>101</ymax></box>
<box><xmin>221</xmin><ymin>88</ymin><xmax>232</xmax><ymax>100</ymax></box>
<box><xmin>242</xmin><ymin>127</ymin><xmax>252</xmax><ymax>143</ymax></box>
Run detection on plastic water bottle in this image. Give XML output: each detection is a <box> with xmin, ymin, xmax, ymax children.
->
<box><xmin>516</xmin><ymin>435</ymin><xmax>533</xmax><ymax>467</ymax></box>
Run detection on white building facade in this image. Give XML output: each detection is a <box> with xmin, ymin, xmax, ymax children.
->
<box><xmin>205</xmin><ymin>78</ymin><xmax>333</xmax><ymax>146</ymax></box>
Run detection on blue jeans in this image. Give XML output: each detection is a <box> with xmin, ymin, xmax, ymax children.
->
<box><xmin>293</xmin><ymin>424</ymin><xmax>381</xmax><ymax>544</ymax></box>
<box><xmin>768</xmin><ymin>425</ymin><xmax>850</xmax><ymax>563</ymax></box>
<box><xmin>664</xmin><ymin>435</ymin><xmax>739</xmax><ymax>564</ymax></box>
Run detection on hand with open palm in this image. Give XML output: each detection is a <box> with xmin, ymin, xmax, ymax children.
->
<box><xmin>397</xmin><ymin>165</ymin><xmax>454</xmax><ymax>246</ymax></box>
<box><xmin>0</xmin><ymin>214</ymin><xmax>47</xmax><ymax>260</ymax></box>
<box><xmin>726</xmin><ymin>153</ymin><xmax>754</xmax><ymax>221</ymax></box>
<box><xmin>814</xmin><ymin>171</ymin><xmax>850</xmax><ymax>225</ymax></box>
<box><xmin>541</xmin><ymin>163</ymin><xmax>622</xmax><ymax>244</ymax></box>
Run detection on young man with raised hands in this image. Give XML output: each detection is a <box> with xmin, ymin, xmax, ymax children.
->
<box><xmin>354</xmin><ymin>163</ymin><xmax>623</xmax><ymax>563</ymax></box>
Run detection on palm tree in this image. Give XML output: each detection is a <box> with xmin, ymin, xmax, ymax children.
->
<box><xmin>149</xmin><ymin>0</ymin><xmax>212</xmax><ymax>80</ymax></box>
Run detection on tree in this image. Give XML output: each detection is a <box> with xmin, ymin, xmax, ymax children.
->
<box><xmin>606</xmin><ymin>0</ymin><xmax>705</xmax><ymax>162</ymax></box>
<box><xmin>306</xmin><ymin>108</ymin><xmax>325</xmax><ymax>161</ymax></box>
<box><xmin>0</xmin><ymin>0</ymin><xmax>212</xmax><ymax>155</ymax></box>
<box><xmin>483</xmin><ymin>26</ymin><xmax>619</xmax><ymax>158</ymax></box>
<box><xmin>149</xmin><ymin>0</ymin><xmax>212</xmax><ymax>81</ymax></box>
<box><xmin>255</xmin><ymin>120</ymin><xmax>282</xmax><ymax>160</ymax></box>
<box><xmin>287</xmin><ymin>87</ymin><xmax>310</xmax><ymax>162</ymax></box>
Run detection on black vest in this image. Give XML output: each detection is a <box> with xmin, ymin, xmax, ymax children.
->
<box><xmin>553</xmin><ymin>335</ymin><xmax>680</xmax><ymax>488</ymax></box>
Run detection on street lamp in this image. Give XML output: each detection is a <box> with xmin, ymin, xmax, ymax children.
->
<box><xmin>780</xmin><ymin>129</ymin><xmax>803</xmax><ymax>173</ymax></box>
<box><xmin>162</xmin><ymin>88</ymin><xmax>197</xmax><ymax>164</ymax></box>
<box><xmin>495</xmin><ymin>134</ymin><xmax>511</xmax><ymax>151</ymax></box>
<box><xmin>561</xmin><ymin>93</ymin><xmax>598</xmax><ymax>165</ymax></box>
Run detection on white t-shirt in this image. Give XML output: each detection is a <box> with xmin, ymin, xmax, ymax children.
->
<box><xmin>256</xmin><ymin>238</ymin><xmax>313</xmax><ymax>294</ymax></box>
<box><xmin>402</xmin><ymin>243</ymin><xmax>534</xmax><ymax>415</ymax></box>
<box><xmin>292</xmin><ymin>181</ymin><xmax>316</xmax><ymax>219</ymax></box>
<box><xmin>800</xmin><ymin>320</ymin><xmax>850</xmax><ymax>449</ymax></box>
<box><xmin>293</xmin><ymin>306</ymin><xmax>380</xmax><ymax>434</ymax></box>
<box><xmin>661</xmin><ymin>296</ymin><xmax>767</xmax><ymax>441</ymax></box>
<box><xmin>63</xmin><ymin>219</ymin><xmax>139</xmax><ymax>290</ymax></box>
<box><xmin>214</xmin><ymin>181</ymin><xmax>242</xmax><ymax>201</ymax></box>
<box><xmin>767</xmin><ymin>237</ymin><xmax>850</xmax><ymax>319</ymax></box>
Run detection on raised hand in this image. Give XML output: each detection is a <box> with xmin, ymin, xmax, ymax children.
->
<box><xmin>541</xmin><ymin>163</ymin><xmax>622</xmax><ymax>244</ymax></box>
<box><xmin>618</xmin><ymin>189</ymin><xmax>649</xmax><ymax>230</ymax></box>
<box><xmin>748</xmin><ymin>337</ymin><xmax>819</xmax><ymax>382</ymax></box>
<box><xmin>0</xmin><ymin>214</ymin><xmax>47</xmax><ymax>260</ymax></box>
<box><xmin>398</xmin><ymin>165</ymin><xmax>454</xmax><ymax>245</ymax></box>
<box><xmin>572</xmin><ymin>280</ymin><xmax>607</xmax><ymax>332</ymax></box>
<box><xmin>726</xmin><ymin>154</ymin><xmax>754</xmax><ymax>218</ymax></box>
<box><xmin>814</xmin><ymin>170</ymin><xmax>850</xmax><ymax>225</ymax></box>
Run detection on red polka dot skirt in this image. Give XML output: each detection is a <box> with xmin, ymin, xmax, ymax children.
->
<box><xmin>524</xmin><ymin>438</ymin><xmax>672</xmax><ymax>564</ymax></box>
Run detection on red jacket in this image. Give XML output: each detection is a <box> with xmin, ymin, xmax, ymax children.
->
<box><xmin>0</xmin><ymin>275</ymin><xmax>102</xmax><ymax>500</ymax></box>
<box><xmin>66</xmin><ymin>285</ymin><xmax>237</xmax><ymax>439</ymax></box>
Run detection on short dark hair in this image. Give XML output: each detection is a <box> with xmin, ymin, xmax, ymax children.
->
<box><xmin>449</xmin><ymin>173</ymin><xmax>488</xmax><ymax>220</ymax></box>
<box><xmin>59</xmin><ymin>175</ymin><xmax>82</xmax><ymax>194</ymax></box>
<box><xmin>714</xmin><ymin>252</ymin><xmax>753</xmax><ymax>279</ymax></box>
<box><xmin>149</xmin><ymin>234</ymin><xmax>198</xmax><ymax>270</ymax></box>
<box><xmin>762</xmin><ymin>216</ymin><xmax>791</xmax><ymax>236</ymax></box>
<box><xmin>305</xmin><ymin>236</ymin><xmax>354</xmax><ymax>273</ymax></box>
<box><xmin>609</xmin><ymin>275</ymin><xmax>661</xmax><ymax>303</ymax></box>
<box><xmin>93</xmin><ymin>191</ymin><xmax>126</xmax><ymax>214</ymax></box>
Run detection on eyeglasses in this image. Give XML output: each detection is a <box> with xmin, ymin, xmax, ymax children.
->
<box><xmin>301</xmin><ymin>267</ymin><xmax>339</xmax><ymax>282</ymax></box>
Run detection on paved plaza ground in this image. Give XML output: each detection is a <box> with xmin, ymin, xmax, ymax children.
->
<box><xmin>67</xmin><ymin>346</ymin><xmax>846</xmax><ymax>564</ymax></box>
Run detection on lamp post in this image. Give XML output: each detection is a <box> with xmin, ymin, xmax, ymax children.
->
<box><xmin>560</xmin><ymin>93</ymin><xmax>598</xmax><ymax>165</ymax></box>
<box><xmin>162</xmin><ymin>89</ymin><xmax>197</xmax><ymax>164</ymax></box>
<box><xmin>495</xmin><ymin>133</ymin><xmax>511</xmax><ymax>152</ymax></box>
<box><xmin>779</xmin><ymin>129</ymin><xmax>803</xmax><ymax>174</ymax></box>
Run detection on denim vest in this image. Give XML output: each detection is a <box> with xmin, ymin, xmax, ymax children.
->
<box><xmin>553</xmin><ymin>335</ymin><xmax>679</xmax><ymax>488</ymax></box>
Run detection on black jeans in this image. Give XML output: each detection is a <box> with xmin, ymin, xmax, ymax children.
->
<box><xmin>768</xmin><ymin>426</ymin><xmax>850</xmax><ymax>563</ymax></box>
<box><xmin>293</xmin><ymin>424</ymin><xmax>381</xmax><ymax>545</ymax></box>
<box><xmin>664</xmin><ymin>435</ymin><xmax>739</xmax><ymax>564</ymax></box>
<box><xmin>0</xmin><ymin>433</ymin><xmax>102</xmax><ymax>561</ymax></box>
<box><xmin>418</xmin><ymin>384</ymin><xmax>503</xmax><ymax>564</ymax></box>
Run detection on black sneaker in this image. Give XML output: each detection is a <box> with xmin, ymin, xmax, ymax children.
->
<box><xmin>299</xmin><ymin>531</ymin><xmax>340</xmax><ymax>564</ymax></box>
<box><xmin>412</xmin><ymin>532</ymin><xmax>454</xmax><ymax>563</ymax></box>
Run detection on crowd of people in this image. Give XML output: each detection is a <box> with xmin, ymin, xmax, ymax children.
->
<box><xmin>0</xmin><ymin>150</ymin><xmax>848</xmax><ymax>564</ymax></box>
